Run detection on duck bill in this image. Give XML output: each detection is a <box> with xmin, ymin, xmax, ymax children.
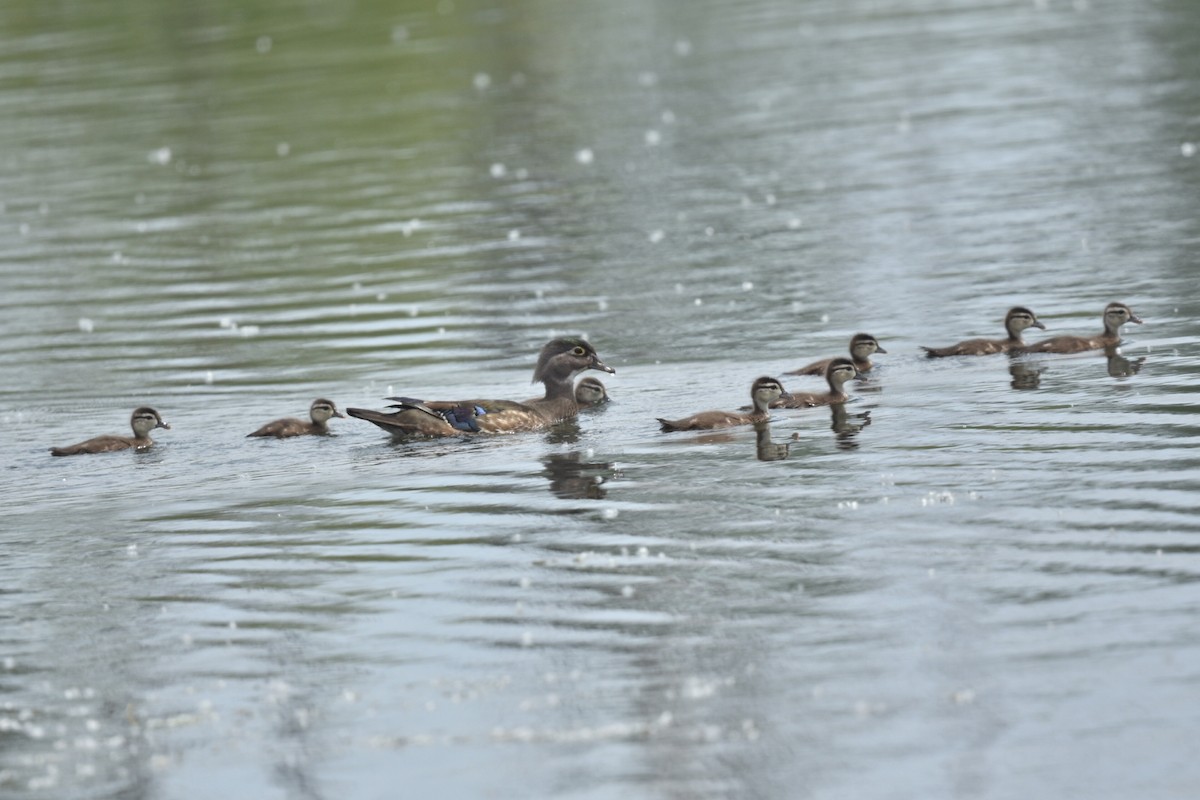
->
<box><xmin>1032</xmin><ymin>320</ymin><xmax>1047</xmax><ymax>330</ymax></box>
<box><xmin>1129</xmin><ymin>313</ymin><xmax>1143</xmax><ymax>324</ymax></box>
<box><xmin>590</xmin><ymin>357</ymin><xmax>616</xmax><ymax>375</ymax></box>
<box><xmin>873</xmin><ymin>345</ymin><xmax>888</xmax><ymax>354</ymax></box>
<box><xmin>333</xmin><ymin>411</ymin><xmax>347</xmax><ymax>418</ymax></box>
<box><xmin>157</xmin><ymin>421</ymin><xmax>172</xmax><ymax>430</ymax></box>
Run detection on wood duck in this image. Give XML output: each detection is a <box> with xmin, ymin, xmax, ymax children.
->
<box><xmin>574</xmin><ymin>376</ymin><xmax>610</xmax><ymax>407</ymax></box>
<box><xmin>247</xmin><ymin>398</ymin><xmax>345</xmax><ymax>438</ymax></box>
<box><xmin>770</xmin><ymin>358</ymin><xmax>857</xmax><ymax>408</ymax></box>
<box><xmin>786</xmin><ymin>333</ymin><xmax>887</xmax><ymax>377</ymax></box>
<box><xmin>50</xmin><ymin>407</ymin><xmax>170</xmax><ymax>456</ymax></box>
<box><xmin>658</xmin><ymin>376</ymin><xmax>789</xmax><ymax>431</ymax></box>
<box><xmin>1016</xmin><ymin>302</ymin><xmax>1142</xmax><ymax>354</ymax></box>
<box><xmin>921</xmin><ymin>307</ymin><xmax>1045</xmax><ymax>357</ymax></box>
<box><xmin>346</xmin><ymin>337</ymin><xmax>615</xmax><ymax>436</ymax></box>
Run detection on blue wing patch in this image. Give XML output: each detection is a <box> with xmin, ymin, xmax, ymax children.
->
<box><xmin>441</xmin><ymin>405</ymin><xmax>488</xmax><ymax>432</ymax></box>
<box><xmin>383</xmin><ymin>396</ymin><xmax>488</xmax><ymax>432</ymax></box>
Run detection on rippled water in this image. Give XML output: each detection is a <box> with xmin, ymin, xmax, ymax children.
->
<box><xmin>3</xmin><ymin>0</ymin><xmax>1199</xmax><ymax>798</ymax></box>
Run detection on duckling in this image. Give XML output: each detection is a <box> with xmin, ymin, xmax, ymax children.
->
<box><xmin>786</xmin><ymin>333</ymin><xmax>887</xmax><ymax>377</ymax></box>
<box><xmin>658</xmin><ymin>376</ymin><xmax>789</xmax><ymax>432</ymax></box>
<box><xmin>770</xmin><ymin>358</ymin><xmax>857</xmax><ymax>408</ymax></box>
<box><xmin>1017</xmin><ymin>302</ymin><xmax>1142</xmax><ymax>354</ymax></box>
<box><xmin>248</xmin><ymin>398</ymin><xmax>345</xmax><ymax>438</ymax></box>
<box><xmin>921</xmin><ymin>307</ymin><xmax>1045</xmax><ymax>357</ymax></box>
<box><xmin>346</xmin><ymin>338</ymin><xmax>615</xmax><ymax>437</ymax></box>
<box><xmin>50</xmin><ymin>407</ymin><xmax>170</xmax><ymax>456</ymax></box>
<box><xmin>574</xmin><ymin>376</ymin><xmax>610</xmax><ymax>407</ymax></box>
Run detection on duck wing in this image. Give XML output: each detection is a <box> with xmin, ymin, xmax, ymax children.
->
<box><xmin>348</xmin><ymin>397</ymin><xmax>551</xmax><ymax>436</ymax></box>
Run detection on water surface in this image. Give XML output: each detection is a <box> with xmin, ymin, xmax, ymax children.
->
<box><xmin>2</xmin><ymin>1</ymin><xmax>1199</xmax><ymax>798</ymax></box>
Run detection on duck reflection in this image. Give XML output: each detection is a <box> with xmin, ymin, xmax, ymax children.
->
<box><xmin>1105</xmin><ymin>345</ymin><xmax>1145</xmax><ymax>378</ymax></box>
<box><xmin>542</xmin><ymin>451</ymin><xmax>616</xmax><ymax>499</ymax></box>
<box><xmin>1008</xmin><ymin>359</ymin><xmax>1044</xmax><ymax>390</ymax></box>
<box><xmin>830</xmin><ymin>404</ymin><xmax>871</xmax><ymax>450</ymax></box>
<box><xmin>542</xmin><ymin>417</ymin><xmax>583</xmax><ymax>445</ymax></box>
<box><xmin>540</xmin><ymin>380</ymin><xmax>612</xmax><ymax>445</ymax></box>
<box><xmin>753</xmin><ymin>423</ymin><xmax>791</xmax><ymax>461</ymax></box>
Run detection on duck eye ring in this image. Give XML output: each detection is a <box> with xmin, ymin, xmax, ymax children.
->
<box><xmin>572</xmin><ymin>346</ymin><xmax>586</xmax><ymax>356</ymax></box>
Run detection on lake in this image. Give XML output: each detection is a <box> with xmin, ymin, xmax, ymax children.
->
<box><xmin>2</xmin><ymin>0</ymin><xmax>1199</xmax><ymax>798</ymax></box>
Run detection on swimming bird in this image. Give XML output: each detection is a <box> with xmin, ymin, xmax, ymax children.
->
<box><xmin>247</xmin><ymin>398</ymin><xmax>345</xmax><ymax>438</ymax></box>
<box><xmin>50</xmin><ymin>407</ymin><xmax>170</xmax><ymax>456</ymax></box>
<box><xmin>574</xmin><ymin>376</ymin><xmax>610</xmax><ymax>407</ymax></box>
<box><xmin>770</xmin><ymin>358</ymin><xmax>857</xmax><ymax>408</ymax></box>
<box><xmin>921</xmin><ymin>307</ymin><xmax>1045</xmax><ymax>357</ymax></box>
<box><xmin>786</xmin><ymin>333</ymin><xmax>887</xmax><ymax>377</ymax></box>
<box><xmin>658</xmin><ymin>376</ymin><xmax>789</xmax><ymax>432</ymax></box>
<box><xmin>346</xmin><ymin>337</ymin><xmax>615</xmax><ymax>436</ymax></box>
<box><xmin>1016</xmin><ymin>302</ymin><xmax>1141</xmax><ymax>354</ymax></box>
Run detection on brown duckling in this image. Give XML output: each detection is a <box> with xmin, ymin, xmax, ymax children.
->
<box><xmin>1016</xmin><ymin>302</ymin><xmax>1142</xmax><ymax>354</ymax></box>
<box><xmin>248</xmin><ymin>398</ymin><xmax>345</xmax><ymax>438</ymax></box>
<box><xmin>921</xmin><ymin>306</ymin><xmax>1045</xmax><ymax>357</ymax></box>
<box><xmin>50</xmin><ymin>407</ymin><xmax>170</xmax><ymax>456</ymax></box>
<box><xmin>770</xmin><ymin>358</ymin><xmax>857</xmax><ymax>408</ymax></box>
<box><xmin>574</xmin><ymin>376</ymin><xmax>610</xmax><ymax>408</ymax></box>
<box><xmin>786</xmin><ymin>333</ymin><xmax>887</xmax><ymax>377</ymax></box>
<box><xmin>346</xmin><ymin>337</ymin><xmax>615</xmax><ymax>437</ymax></box>
<box><xmin>659</xmin><ymin>376</ymin><xmax>789</xmax><ymax>432</ymax></box>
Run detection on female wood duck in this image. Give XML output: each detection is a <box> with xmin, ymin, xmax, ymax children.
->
<box><xmin>50</xmin><ymin>407</ymin><xmax>170</xmax><ymax>456</ymax></box>
<box><xmin>921</xmin><ymin>306</ymin><xmax>1045</xmax><ymax>357</ymax></box>
<box><xmin>346</xmin><ymin>337</ymin><xmax>615</xmax><ymax>436</ymax></box>
<box><xmin>658</xmin><ymin>376</ymin><xmax>789</xmax><ymax>431</ymax></box>
<box><xmin>248</xmin><ymin>398</ymin><xmax>345</xmax><ymax>438</ymax></box>
<box><xmin>786</xmin><ymin>333</ymin><xmax>887</xmax><ymax>377</ymax></box>
<box><xmin>574</xmin><ymin>376</ymin><xmax>610</xmax><ymax>407</ymax></box>
<box><xmin>1016</xmin><ymin>302</ymin><xmax>1142</xmax><ymax>354</ymax></box>
<box><xmin>770</xmin><ymin>358</ymin><xmax>857</xmax><ymax>408</ymax></box>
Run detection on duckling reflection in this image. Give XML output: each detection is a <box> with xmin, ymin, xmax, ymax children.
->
<box><xmin>541</xmin><ymin>451</ymin><xmax>615</xmax><ymax>500</ymax></box>
<box><xmin>1105</xmin><ymin>346</ymin><xmax>1145</xmax><ymax>378</ymax></box>
<box><xmin>754</xmin><ymin>423</ymin><xmax>791</xmax><ymax>461</ymax></box>
<box><xmin>830</xmin><ymin>404</ymin><xmax>871</xmax><ymax>451</ymax></box>
<box><xmin>1008</xmin><ymin>360</ymin><xmax>1044</xmax><ymax>390</ymax></box>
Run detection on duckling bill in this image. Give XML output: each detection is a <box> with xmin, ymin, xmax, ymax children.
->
<box><xmin>50</xmin><ymin>407</ymin><xmax>170</xmax><ymax>456</ymax></box>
